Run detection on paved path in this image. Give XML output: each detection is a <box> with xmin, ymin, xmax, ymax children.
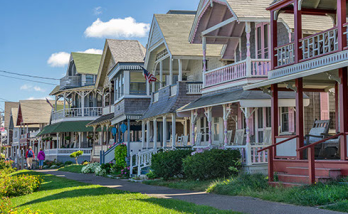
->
<box><xmin>36</xmin><ymin>169</ymin><xmax>344</xmax><ymax>214</ymax></box>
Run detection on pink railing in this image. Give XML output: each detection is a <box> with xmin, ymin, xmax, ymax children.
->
<box><xmin>205</xmin><ymin>59</ymin><xmax>270</xmax><ymax>87</ymax></box>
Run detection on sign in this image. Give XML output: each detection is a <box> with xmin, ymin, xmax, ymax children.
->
<box><xmin>111</xmin><ymin>127</ymin><xmax>117</xmax><ymax>136</ymax></box>
<box><xmin>120</xmin><ymin>124</ymin><xmax>127</xmax><ymax>133</ymax></box>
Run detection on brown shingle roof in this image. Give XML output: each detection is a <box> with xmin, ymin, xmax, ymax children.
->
<box><xmin>4</xmin><ymin>102</ymin><xmax>19</xmax><ymax>129</ymax></box>
<box><xmin>10</xmin><ymin>108</ymin><xmax>19</xmax><ymax>128</ymax></box>
<box><xmin>106</xmin><ymin>39</ymin><xmax>146</xmax><ymax>64</ymax></box>
<box><xmin>18</xmin><ymin>100</ymin><xmax>52</xmax><ymax>125</ymax></box>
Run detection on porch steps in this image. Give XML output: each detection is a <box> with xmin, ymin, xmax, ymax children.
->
<box><xmin>271</xmin><ymin>167</ymin><xmax>342</xmax><ymax>186</ymax></box>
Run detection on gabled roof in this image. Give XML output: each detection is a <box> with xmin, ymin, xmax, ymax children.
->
<box><xmin>71</xmin><ymin>52</ymin><xmax>102</xmax><ymax>75</ymax></box>
<box><xmin>4</xmin><ymin>102</ymin><xmax>19</xmax><ymax>129</ymax></box>
<box><xmin>17</xmin><ymin>100</ymin><xmax>52</xmax><ymax>125</ymax></box>
<box><xmin>10</xmin><ymin>108</ymin><xmax>19</xmax><ymax>129</ymax></box>
<box><xmin>154</xmin><ymin>13</ymin><xmax>223</xmax><ymax>57</ymax></box>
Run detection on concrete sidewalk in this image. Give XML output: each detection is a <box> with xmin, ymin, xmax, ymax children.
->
<box><xmin>37</xmin><ymin>169</ymin><xmax>344</xmax><ymax>214</ymax></box>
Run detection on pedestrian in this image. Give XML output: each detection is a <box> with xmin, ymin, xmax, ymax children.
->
<box><xmin>25</xmin><ymin>147</ymin><xmax>35</xmax><ymax>170</ymax></box>
<box><xmin>37</xmin><ymin>149</ymin><xmax>45</xmax><ymax>170</ymax></box>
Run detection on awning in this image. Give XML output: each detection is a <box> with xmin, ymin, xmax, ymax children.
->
<box><xmin>178</xmin><ymin>89</ymin><xmax>310</xmax><ymax>113</ymax></box>
<box><xmin>86</xmin><ymin>113</ymin><xmax>114</xmax><ymax>127</ymax></box>
<box><xmin>38</xmin><ymin>121</ymin><xmax>94</xmax><ymax>136</ymax></box>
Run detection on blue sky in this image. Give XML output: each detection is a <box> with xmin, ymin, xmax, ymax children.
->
<box><xmin>0</xmin><ymin>0</ymin><xmax>200</xmax><ymax>111</ymax></box>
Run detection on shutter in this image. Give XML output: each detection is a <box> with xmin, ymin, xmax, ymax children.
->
<box><xmin>288</xmin><ymin>107</ymin><xmax>295</xmax><ymax>133</ymax></box>
<box><xmin>320</xmin><ymin>92</ymin><xmax>330</xmax><ymax>120</ymax></box>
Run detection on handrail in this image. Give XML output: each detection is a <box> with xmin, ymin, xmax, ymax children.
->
<box><xmin>299</xmin><ymin>26</ymin><xmax>338</xmax><ymax>42</ymax></box>
<box><xmin>258</xmin><ymin>135</ymin><xmax>298</xmax><ymax>153</ymax></box>
<box><xmin>297</xmin><ymin>133</ymin><xmax>343</xmax><ymax>152</ymax></box>
<box><xmin>274</xmin><ymin>42</ymin><xmax>294</xmax><ymax>51</ymax></box>
<box><xmin>205</xmin><ymin>59</ymin><xmax>247</xmax><ymax>74</ymax></box>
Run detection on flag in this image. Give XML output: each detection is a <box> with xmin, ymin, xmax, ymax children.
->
<box><xmin>46</xmin><ymin>98</ymin><xmax>54</xmax><ymax>109</ymax></box>
<box><xmin>140</xmin><ymin>66</ymin><xmax>157</xmax><ymax>83</ymax></box>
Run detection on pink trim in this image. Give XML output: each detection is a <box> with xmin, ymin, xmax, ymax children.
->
<box><xmin>320</xmin><ymin>92</ymin><xmax>330</xmax><ymax>120</ymax></box>
<box><xmin>288</xmin><ymin>107</ymin><xmax>295</xmax><ymax>133</ymax></box>
<box><xmin>249</xmin><ymin>108</ymin><xmax>254</xmax><ymax>136</ymax></box>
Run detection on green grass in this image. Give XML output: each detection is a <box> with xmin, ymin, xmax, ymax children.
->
<box><xmin>57</xmin><ymin>165</ymin><xmax>84</xmax><ymax>173</ymax></box>
<box><xmin>9</xmin><ymin>170</ymin><xmax>237</xmax><ymax>214</ymax></box>
<box><xmin>144</xmin><ymin>174</ymin><xmax>348</xmax><ymax>212</ymax></box>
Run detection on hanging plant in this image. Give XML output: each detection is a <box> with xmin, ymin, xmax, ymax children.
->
<box><xmin>87</xmin><ymin>136</ymin><xmax>93</xmax><ymax>139</ymax></box>
<box><xmin>65</xmin><ymin>136</ymin><xmax>71</xmax><ymax>141</ymax></box>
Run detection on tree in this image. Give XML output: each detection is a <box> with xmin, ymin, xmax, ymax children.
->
<box><xmin>70</xmin><ymin>150</ymin><xmax>84</xmax><ymax>165</ymax></box>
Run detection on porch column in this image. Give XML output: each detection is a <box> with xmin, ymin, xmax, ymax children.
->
<box><xmin>153</xmin><ymin>118</ymin><xmax>157</xmax><ymax>150</ymax></box>
<box><xmin>223</xmin><ymin>104</ymin><xmax>231</xmax><ymax>147</ymax></box>
<box><xmin>295</xmin><ymin>78</ymin><xmax>304</xmax><ymax>159</ymax></box>
<box><xmin>152</xmin><ymin>70</ymin><xmax>156</xmax><ymax>93</ymax></box>
<box><xmin>270</xmin><ymin>9</ymin><xmax>278</xmax><ymax>69</ymax></box>
<box><xmin>146</xmin><ymin>81</ymin><xmax>150</xmax><ymax>96</ymax></box>
<box><xmin>184</xmin><ymin>118</ymin><xmax>188</xmax><ymax>136</ymax></box>
<box><xmin>202</xmin><ymin>36</ymin><xmax>207</xmax><ymax>87</ymax></box>
<box><xmin>245</xmin><ymin>22</ymin><xmax>252</xmax><ymax>76</ymax></box>
<box><xmin>169</xmin><ymin>56</ymin><xmax>173</xmax><ymax>85</ymax></box>
<box><xmin>160</xmin><ymin>61</ymin><xmax>163</xmax><ymax>88</ymax></box>
<box><xmin>191</xmin><ymin>110</ymin><xmax>197</xmax><ymax>146</ymax></box>
<box><xmin>146</xmin><ymin>120</ymin><xmax>150</xmax><ymax>149</ymax></box>
<box><xmin>204</xmin><ymin>107</ymin><xmax>212</xmax><ymax>147</ymax></box>
<box><xmin>57</xmin><ymin>133</ymin><xmax>60</xmax><ymax>149</ymax></box>
<box><xmin>141</xmin><ymin>121</ymin><xmax>145</xmax><ymax>149</ymax></box>
<box><xmin>294</xmin><ymin>0</ymin><xmax>302</xmax><ymax>63</ymax></box>
<box><xmin>63</xmin><ymin>92</ymin><xmax>66</xmax><ymax>113</ymax></box>
<box><xmin>178</xmin><ymin>59</ymin><xmax>183</xmax><ymax>82</ymax></box>
<box><xmin>244</xmin><ymin>107</ymin><xmax>252</xmax><ymax>165</ymax></box>
<box><xmin>172</xmin><ymin>114</ymin><xmax>176</xmax><ymax>148</ymax></box>
<box><xmin>106</xmin><ymin>124</ymin><xmax>109</xmax><ymax>145</ymax></box>
<box><xmin>163</xmin><ymin>116</ymin><xmax>167</xmax><ymax>148</ymax></box>
<box><xmin>81</xmin><ymin>93</ymin><xmax>85</xmax><ymax>117</ymax></box>
<box><xmin>339</xmin><ymin>68</ymin><xmax>348</xmax><ymax>160</ymax></box>
<box><xmin>78</xmin><ymin>132</ymin><xmax>81</xmax><ymax>148</ymax></box>
<box><xmin>55</xmin><ymin>97</ymin><xmax>58</xmax><ymax>111</ymax></box>
<box><xmin>335</xmin><ymin>83</ymin><xmax>339</xmax><ymax>131</ymax></box>
<box><xmin>101</xmin><ymin>125</ymin><xmax>104</xmax><ymax>145</ymax></box>
<box><xmin>127</xmin><ymin>118</ymin><xmax>131</xmax><ymax>160</ymax></box>
<box><xmin>270</xmin><ymin>84</ymin><xmax>279</xmax><ymax>182</ymax></box>
<box><xmin>337</xmin><ymin>0</ymin><xmax>347</xmax><ymax>50</ymax></box>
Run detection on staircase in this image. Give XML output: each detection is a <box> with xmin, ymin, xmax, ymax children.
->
<box><xmin>270</xmin><ymin>166</ymin><xmax>341</xmax><ymax>187</ymax></box>
<box><xmin>100</xmin><ymin>142</ymin><xmax>122</xmax><ymax>164</ymax></box>
<box><xmin>129</xmin><ymin>149</ymin><xmax>157</xmax><ymax>177</ymax></box>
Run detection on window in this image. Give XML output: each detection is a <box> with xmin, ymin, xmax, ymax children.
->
<box><xmin>213</xmin><ymin>117</ymin><xmax>220</xmax><ymax>142</ymax></box>
<box><xmin>266</xmin><ymin>107</ymin><xmax>271</xmax><ymax>127</ymax></box>
<box><xmin>257</xmin><ymin>108</ymin><xmax>264</xmax><ymax>142</ymax></box>
<box><xmin>256</xmin><ymin>23</ymin><xmax>269</xmax><ymax>59</ymax></box>
<box><xmin>97</xmin><ymin>94</ymin><xmax>102</xmax><ymax>107</ymax></box>
<box><xmin>281</xmin><ymin>107</ymin><xmax>289</xmax><ymax>132</ymax></box>
<box><xmin>86</xmin><ymin>75</ymin><xmax>94</xmax><ymax>85</ymax></box>
<box><xmin>89</xmin><ymin>93</ymin><xmax>94</xmax><ymax>107</ymax></box>
<box><xmin>130</xmin><ymin>72</ymin><xmax>146</xmax><ymax>95</ymax></box>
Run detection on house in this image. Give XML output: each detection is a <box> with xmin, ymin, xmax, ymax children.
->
<box><xmin>87</xmin><ymin>39</ymin><xmax>150</xmax><ymax>163</ymax></box>
<box><xmin>39</xmin><ymin>52</ymin><xmax>103</xmax><ymax>163</ymax></box>
<box><xmin>244</xmin><ymin>0</ymin><xmax>348</xmax><ymax>185</ymax></box>
<box><xmin>3</xmin><ymin>102</ymin><xmax>19</xmax><ymax>158</ymax></box>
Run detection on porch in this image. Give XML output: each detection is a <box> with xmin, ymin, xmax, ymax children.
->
<box><xmin>44</xmin><ymin>148</ymin><xmax>92</xmax><ymax>163</ymax></box>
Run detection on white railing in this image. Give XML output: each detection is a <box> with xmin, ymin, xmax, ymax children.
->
<box><xmin>102</xmin><ymin>105</ymin><xmax>115</xmax><ymax>115</ymax></box>
<box><xmin>130</xmin><ymin>149</ymin><xmax>157</xmax><ymax>177</ymax></box>
<box><xmin>44</xmin><ymin>148</ymin><xmax>92</xmax><ymax>156</ymax></box>
<box><xmin>92</xmin><ymin>145</ymin><xmax>108</xmax><ymax>156</ymax></box>
<box><xmin>156</xmin><ymin>49</ymin><xmax>169</xmax><ymax>61</ymax></box>
<box><xmin>301</xmin><ymin>27</ymin><xmax>338</xmax><ymax>60</ymax></box>
<box><xmin>205</xmin><ymin>59</ymin><xmax>270</xmax><ymax>87</ymax></box>
<box><xmin>225</xmin><ymin>144</ymin><xmax>268</xmax><ymax>165</ymax></box>
<box><xmin>186</xmin><ymin>82</ymin><xmax>203</xmax><ymax>94</ymax></box>
<box><xmin>52</xmin><ymin>107</ymin><xmax>103</xmax><ymax>121</ymax></box>
<box><xmin>275</xmin><ymin>43</ymin><xmax>295</xmax><ymax>67</ymax></box>
<box><xmin>29</xmin><ymin>130</ymin><xmax>40</xmax><ymax>138</ymax></box>
<box><xmin>60</xmin><ymin>76</ymin><xmax>81</xmax><ymax>89</ymax></box>
<box><xmin>153</xmin><ymin>92</ymin><xmax>159</xmax><ymax>102</ymax></box>
<box><xmin>170</xmin><ymin>84</ymin><xmax>178</xmax><ymax>96</ymax></box>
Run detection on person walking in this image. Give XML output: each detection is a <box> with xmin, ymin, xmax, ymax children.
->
<box><xmin>37</xmin><ymin>149</ymin><xmax>45</xmax><ymax>170</ymax></box>
<box><xmin>25</xmin><ymin>147</ymin><xmax>35</xmax><ymax>170</ymax></box>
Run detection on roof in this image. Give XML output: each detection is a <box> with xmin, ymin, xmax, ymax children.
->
<box><xmin>226</xmin><ymin>0</ymin><xmax>271</xmax><ymax>19</ymax></box>
<box><xmin>107</xmin><ymin>39</ymin><xmax>145</xmax><ymax>65</ymax></box>
<box><xmin>49</xmin><ymin>85</ymin><xmax>60</xmax><ymax>96</ymax></box>
<box><xmin>50</xmin><ymin>85</ymin><xmax>95</xmax><ymax>96</ymax></box>
<box><xmin>18</xmin><ymin>100</ymin><xmax>52</xmax><ymax>125</ymax></box>
<box><xmin>38</xmin><ymin>121</ymin><xmax>94</xmax><ymax>136</ymax></box>
<box><xmin>180</xmin><ymin>89</ymin><xmax>309</xmax><ymax>111</ymax></box>
<box><xmin>155</xmin><ymin>14</ymin><xmax>223</xmax><ymax>57</ymax></box>
<box><xmin>86</xmin><ymin>113</ymin><xmax>114</xmax><ymax>127</ymax></box>
<box><xmin>4</xmin><ymin>102</ymin><xmax>19</xmax><ymax>129</ymax></box>
<box><xmin>71</xmin><ymin>52</ymin><xmax>102</xmax><ymax>75</ymax></box>
<box><xmin>10</xmin><ymin>108</ymin><xmax>19</xmax><ymax>128</ymax></box>
<box><xmin>279</xmin><ymin>14</ymin><xmax>333</xmax><ymax>33</ymax></box>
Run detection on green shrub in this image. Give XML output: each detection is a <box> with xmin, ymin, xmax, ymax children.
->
<box><xmin>183</xmin><ymin>149</ymin><xmax>241</xmax><ymax>180</ymax></box>
<box><xmin>70</xmin><ymin>150</ymin><xmax>84</xmax><ymax>165</ymax></box>
<box><xmin>0</xmin><ymin>174</ymin><xmax>43</xmax><ymax>197</ymax></box>
<box><xmin>64</xmin><ymin>161</ymin><xmax>73</xmax><ymax>165</ymax></box>
<box><xmin>0</xmin><ymin>160</ymin><xmax>13</xmax><ymax>170</ymax></box>
<box><xmin>114</xmin><ymin>145</ymin><xmax>127</xmax><ymax>170</ymax></box>
<box><xmin>151</xmin><ymin>149</ymin><xmax>192</xmax><ymax>180</ymax></box>
<box><xmin>100</xmin><ymin>163</ymin><xmax>112</xmax><ymax>174</ymax></box>
<box><xmin>146</xmin><ymin>170</ymin><xmax>156</xmax><ymax>179</ymax></box>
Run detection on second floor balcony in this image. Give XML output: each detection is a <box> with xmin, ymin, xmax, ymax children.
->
<box><xmin>204</xmin><ymin>59</ymin><xmax>270</xmax><ymax>88</ymax></box>
<box><xmin>60</xmin><ymin>76</ymin><xmax>81</xmax><ymax>89</ymax></box>
<box><xmin>52</xmin><ymin>107</ymin><xmax>103</xmax><ymax>123</ymax></box>
<box><xmin>152</xmin><ymin>82</ymin><xmax>203</xmax><ymax>103</ymax></box>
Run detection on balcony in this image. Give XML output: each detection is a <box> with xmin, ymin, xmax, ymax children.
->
<box><xmin>103</xmin><ymin>105</ymin><xmax>115</xmax><ymax>115</ymax></box>
<box><xmin>186</xmin><ymin>82</ymin><xmax>203</xmax><ymax>94</ymax></box>
<box><xmin>270</xmin><ymin>25</ymin><xmax>348</xmax><ymax>79</ymax></box>
<box><xmin>205</xmin><ymin>59</ymin><xmax>270</xmax><ymax>87</ymax></box>
<box><xmin>60</xmin><ymin>76</ymin><xmax>81</xmax><ymax>89</ymax></box>
<box><xmin>52</xmin><ymin>107</ymin><xmax>103</xmax><ymax>122</ymax></box>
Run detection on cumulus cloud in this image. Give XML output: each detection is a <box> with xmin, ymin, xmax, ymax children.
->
<box><xmin>84</xmin><ymin>17</ymin><xmax>150</xmax><ymax>38</ymax></box>
<box><xmin>79</xmin><ymin>48</ymin><xmax>103</xmax><ymax>54</ymax></box>
<box><xmin>27</xmin><ymin>96</ymin><xmax>52</xmax><ymax>100</ymax></box>
<box><xmin>20</xmin><ymin>84</ymin><xmax>46</xmax><ymax>92</ymax></box>
<box><xmin>94</xmin><ymin>6</ymin><xmax>102</xmax><ymax>15</ymax></box>
<box><xmin>47</xmin><ymin>52</ymin><xmax>70</xmax><ymax>67</ymax></box>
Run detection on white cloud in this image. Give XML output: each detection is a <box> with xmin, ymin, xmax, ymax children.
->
<box><xmin>47</xmin><ymin>52</ymin><xmax>70</xmax><ymax>67</ymax></box>
<box><xmin>27</xmin><ymin>96</ymin><xmax>52</xmax><ymax>101</ymax></box>
<box><xmin>20</xmin><ymin>84</ymin><xmax>46</xmax><ymax>92</ymax></box>
<box><xmin>79</xmin><ymin>48</ymin><xmax>103</xmax><ymax>54</ymax></box>
<box><xmin>84</xmin><ymin>17</ymin><xmax>150</xmax><ymax>38</ymax></box>
<box><xmin>94</xmin><ymin>6</ymin><xmax>102</xmax><ymax>15</ymax></box>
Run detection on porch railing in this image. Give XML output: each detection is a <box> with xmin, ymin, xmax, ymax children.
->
<box><xmin>275</xmin><ymin>43</ymin><xmax>295</xmax><ymax>67</ymax></box>
<box><xmin>170</xmin><ymin>84</ymin><xmax>178</xmax><ymax>96</ymax></box>
<box><xmin>205</xmin><ymin>59</ymin><xmax>270</xmax><ymax>87</ymax></box>
<box><xmin>44</xmin><ymin>148</ymin><xmax>92</xmax><ymax>156</ymax></box>
<box><xmin>52</xmin><ymin>107</ymin><xmax>103</xmax><ymax>121</ymax></box>
<box><xmin>130</xmin><ymin>149</ymin><xmax>157</xmax><ymax>177</ymax></box>
<box><xmin>186</xmin><ymin>82</ymin><xmax>203</xmax><ymax>94</ymax></box>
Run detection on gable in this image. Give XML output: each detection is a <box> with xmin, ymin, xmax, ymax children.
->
<box><xmin>148</xmin><ymin>20</ymin><xmax>164</xmax><ymax>50</ymax></box>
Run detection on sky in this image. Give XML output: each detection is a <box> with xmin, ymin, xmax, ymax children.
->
<box><xmin>0</xmin><ymin>0</ymin><xmax>200</xmax><ymax>111</ymax></box>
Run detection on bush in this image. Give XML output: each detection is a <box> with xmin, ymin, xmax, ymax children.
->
<box><xmin>70</xmin><ymin>150</ymin><xmax>84</xmax><ymax>165</ymax></box>
<box><xmin>64</xmin><ymin>161</ymin><xmax>73</xmax><ymax>166</ymax></box>
<box><xmin>114</xmin><ymin>145</ymin><xmax>127</xmax><ymax>170</ymax></box>
<box><xmin>183</xmin><ymin>149</ymin><xmax>241</xmax><ymax>180</ymax></box>
<box><xmin>151</xmin><ymin>149</ymin><xmax>192</xmax><ymax>180</ymax></box>
<box><xmin>100</xmin><ymin>163</ymin><xmax>112</xmax><ymax>174</ymax></box>
<box><xmin>0</xmin><ymin>174</ymin><xmax>43</xmax><ymax>197</ymax></box>
<box><xmin>0</xmin><ymin>197</ymin><xmax>14</xmax><ymax>213</ymax></box>
<box><xmin>95</xmin><ymin>165</ymin><xmax>106</xmax><ymax>176</ymax></box>
<box><xmin>0</xmin><ymin>160</ymin><xmax>13</xmax><ymax>170</ymax></box>
<box><xmin>81</xmin><ymin>163</ymin><xmax>99</xmax><ymax>174</ymax></box>
<box><xmin>146</xmin><ymin>170</ymin><xmax>156</xmax><ymax>179</ymax></box>
<box><xmin>82</xmin><ymin>161</ymin><xmax>89</xmax><ymax>166</ymax></box>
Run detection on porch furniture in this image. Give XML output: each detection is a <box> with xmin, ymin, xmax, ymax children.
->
<box><xmin>320</xmin><ymin>136</ymin><xmax>340</xmax><ymax>159</ymax></box>
<box><xmin>226</xmin><ymin>130</ymin><xmax>233</xmax><ymax>146</ymax></box>
<box><xmin>263</xmin><ymin>128</ymin><xmax>272</xmax><ymax>145</ymax></box>
<box><xmin>195</xmin><ymin>132</ymin><xmax>202</xmax><ymax>146</ymax></box>
<box><xmin>305</xmin><ymin>119</ymin><xmax>331</xmax><ymax>157</ymax></box>
<box><xmin>182</xmin><ymin>135</ymin><xmax>189</xmax><ymax>146</ymax></box>
<box><xmin>234</xmin><ymin>129</ymin><xmax>245</xmax><ymax>145</ymax></box>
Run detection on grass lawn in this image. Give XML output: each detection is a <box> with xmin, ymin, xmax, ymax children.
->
<box><xmin>9</xmin><ymin>170</ymin><xmax>238</xmax><ymax>214</ymax></box>
<box><xmin>57</xmin><ymin>165</ymin><xmax>84</xmax><ymax>173</ymax></box>
<box><xmin>143</xmin><ymin>174</ymin><xmax>348</xmax><ymax>212</ymax></box>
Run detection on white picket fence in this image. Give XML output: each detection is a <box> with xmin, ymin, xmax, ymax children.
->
<box><xmin>130</xmin><ymin>149</ymin><xmax>158</xmax><ymax>177</ymax></box>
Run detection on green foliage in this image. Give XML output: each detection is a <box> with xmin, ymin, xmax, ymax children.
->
<box><xmin>151</xmin><ymin>149</ymin><xmax>192</xmax><ymax>180</ymax></box>
<box><xmin>183</xmin><ymin>149</ymin><xmax>241</xmax><ymax>180</ymax></box>
<box><xmin>146</xmin><ymin>170</ymin><xmax>156</xmax><ymax>179</ymax></box>
<box><xmin>58</xmin><ymin>165</ymin><xmax>84</xmax><ymax>173</ymax></box>
<box><xmin>100</xmin><ymin>163</ymin><xmax>112</xmax><ymax>174</ymax></box>
<box><xmin>114</xmin><ymin>145</ymin><xmax>127</xmax><ymax>170</ymax></box>
<box><xmin>0</xmin><ymin>174</ymin><xmax>43</xmax><ymax>197</ymax></box>
<box><xmin>64</xmin><ymin>136</ymin><xmax>71</xmax><ymax>141</ymax></box>
<box><xmin>0</xmin><ymin>153</ymin><xmax>5</xmax><ymax>159</ymax></box>
<box><xmin>64</xmin><ymin>161</ymin><xmax>73</xmax><ymax>165</ymax></box>
<box><xmin>70</xmin><ymin>150</ymin><xmax>84</xmax><ymax>165</ymax></box>
<box><xmin>0</xmin><ymin>159</ymin><xmax>13</xmax><ymax>170</ymax></box>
